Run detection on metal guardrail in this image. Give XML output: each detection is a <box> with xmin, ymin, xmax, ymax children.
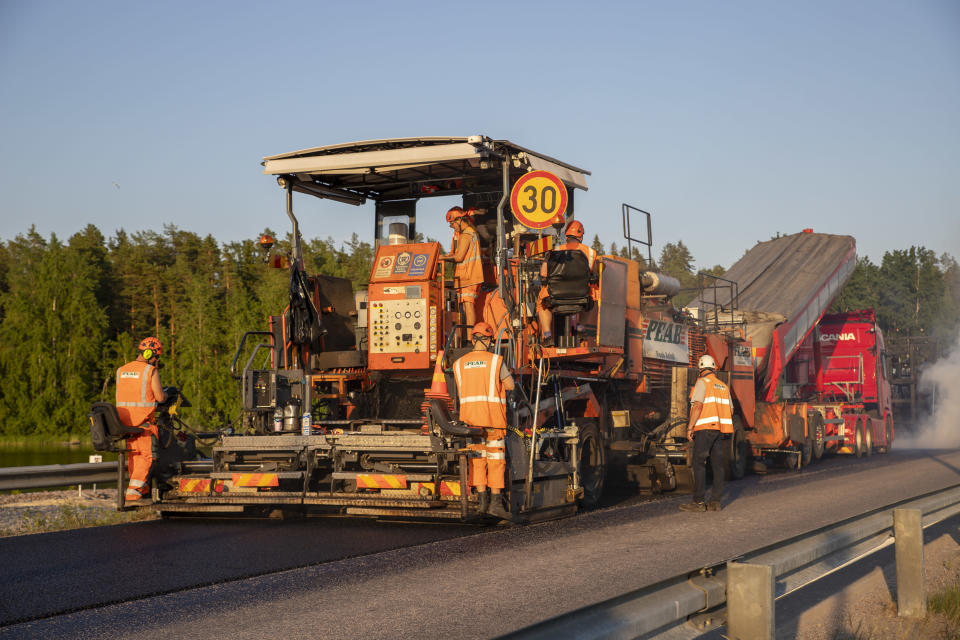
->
<box><xmin>0</xmin><ymin>462</ymin><xmax>119</xmax><ymax>491</ymax></box>
<box><xmin>504</xmin><ymin>483</ymin><xmax>960</xmax><ymax>640</ymax></box>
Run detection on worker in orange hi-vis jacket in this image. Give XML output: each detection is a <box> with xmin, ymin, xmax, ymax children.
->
<box><xmin>452</xmin><ymin>322</ymin><xmax>515</xmax><ymax>519</ymax></box>
<box><xmin>482</xmin><ymin>277</ymin><xmax>511</xmax><ymax>342</ymax></box>
<box><xmin>536</xmin><ymin>219</ymin><xmax>597</xmax><ymax>347</ymax></box>
<box><xmin>442</xmin><ymin>206</ymin><xmax>484</xmax><ymax>328</ymax></box>
<box><xmin>679</xmin><ymin>354</ymin><xmax>734</xmax><ymax>513</ymax></box>
<box><xmin>115</xmin><ymin>337</ymin><xmax>167</xmax><ymax>503</ymax></box>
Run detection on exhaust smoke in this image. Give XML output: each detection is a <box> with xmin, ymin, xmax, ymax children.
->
<box><xmin>897</xmin><ymin>330</ymin><xmax>960</xmax><ymax>449</ymax></box>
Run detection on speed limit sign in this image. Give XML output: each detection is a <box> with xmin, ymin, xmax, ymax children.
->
<box><xmin>509</xmin><ymin>170</ymin><xmax>568</xmax><ymax>229</ymax></box>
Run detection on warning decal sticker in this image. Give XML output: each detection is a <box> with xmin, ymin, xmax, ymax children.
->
<box><xmin>374</xmin><ymin>255</ymin><xmax>395</xmax><ymax>279</ymax></box>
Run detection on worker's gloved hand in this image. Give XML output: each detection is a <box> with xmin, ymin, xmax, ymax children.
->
<box><xmin>163</xmin><ymin>386</ymin><xmax>180</xmax><ymax>401</ymax></box>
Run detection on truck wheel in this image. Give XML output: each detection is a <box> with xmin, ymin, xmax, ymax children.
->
<box><xmin>854</xmin><ymin>420</ymin><xmax>865</xmax><ymax>458</ymax></box>
<box><xmin>810</xmin><ymin>413</ymin><xmax>825</xmax><ymax>461</ymax></box>
<box><xmin>724</xmin><ymin>416</ymin><xmax>748</xmax><ymax>480</ymax></box>
<box><xmin>577</xmin><ymin>421</ymin><xmax>606</xmax><ymax>509</ymax></box>
<box><xmin>864</xmin><ymin>420</ymin><xmax>873</xmax><ymax>456</ymax></box>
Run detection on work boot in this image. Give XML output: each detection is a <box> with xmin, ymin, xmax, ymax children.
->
<box><xmin>487</xmin><ymin>494</ymin><xmax>510</xmax><ymax>519</ymax></box>
<box><xmin>477</xmin><ymin>490</ymin><xmax>490</xmax><ymax>514</ymax></box>
<box><xmin>708</xmin><ymin>501</ymin><xmax>722</xmax><ymax>512</ymax></box>
<box><xmin>679</xmin><ymin>501</ymin><xmax>706</xmax><ymax>512</ymax></box>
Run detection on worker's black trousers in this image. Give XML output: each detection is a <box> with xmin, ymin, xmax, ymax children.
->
<box><xmin>691</xmin><ymin>429</ymin><xmax>724</xmax><ymax>503</ymax></box>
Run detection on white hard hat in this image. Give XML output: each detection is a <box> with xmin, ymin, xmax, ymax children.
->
<box><xmin>698</xmin><ymin>354</ymin><xmax>717</xmax><ymax>370</ymax></box>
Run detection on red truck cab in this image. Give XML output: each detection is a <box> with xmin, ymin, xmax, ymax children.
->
<box><xmin>787</xmin><ymin>309</ymin><xmax>894</xmax><ymax>455</ymax></box>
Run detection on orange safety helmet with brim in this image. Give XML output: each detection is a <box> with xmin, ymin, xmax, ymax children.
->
<box><xmin>565</xmin><ymin>220</ymin><xmax>585</xmax><ymax>241</ymax></box>
<box><xmin>138</xmin><ymin>337</ymin><xmax>163</xmax><ymax>360</ymax></box>
<box><xmin>471</xmin><ymin>322</ymin><xmax>495</xmax><ymax>339</ymax></box>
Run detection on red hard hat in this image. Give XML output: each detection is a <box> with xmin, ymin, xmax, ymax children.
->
<box><xmin>565</xmin><ymin>220</ymin><xmax>584</xmax><ymax>240</ymax></box>
<box><xmin>471</xmin><ymin>322</ymin><xmax>495</xmax><ymax>338</ymax></box>
<box><xmin>446</xmin><ymin>207</ymin><xmax>466</xmax><ymax>223</ymax></box>
<box><xmin>138</xmin><ymin>337</ymin><xmax>163</xmax><ymax>356</ymax></box>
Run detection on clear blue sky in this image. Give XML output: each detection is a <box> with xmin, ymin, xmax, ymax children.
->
<box><xmin>1</xmin><ymin>1</ymin><xmax>957</xmax><ymax>271</ymax></box>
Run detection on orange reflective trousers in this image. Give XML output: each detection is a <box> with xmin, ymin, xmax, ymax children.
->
<box><xmin>468</xmin><ymin>427</ymin><xmax>506</xmax><ymax>490</ymax></box>
<box><xmin>125</xmin><ymin>424</ymin><xmax>158</xmax><ymax>501</ymax></box>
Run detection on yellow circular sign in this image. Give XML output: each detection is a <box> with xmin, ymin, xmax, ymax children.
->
<box><xmin>510</xmin><ymin>170</ymin><xmax>568</xmax><ymax>229</ymax></box>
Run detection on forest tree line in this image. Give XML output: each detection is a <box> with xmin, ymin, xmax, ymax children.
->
<box><xmin>0</xmin><ymin>225</ymin><xmax>956</xmax><ymax>439</ymax></box>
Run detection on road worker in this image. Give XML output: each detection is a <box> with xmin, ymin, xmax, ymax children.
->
<box><xmin>482</xmin><ymin>279</ymin><xmax>511</xmax><ymax>341</ymax></box>
<box><xmin>680</xmin><ymin>354</ymin><xmax>733</xmax><ymax>512</ymax></box>
<box><xmin>536</xmin><ymin>220</ymin><xmax>597</xmax><ymax>347</ymax></box>
<box><xmin>442</xmin><ymin>206</ymin><xmax>484</xmax><ymax>328</ymax></box>
<box><xmin>452</xmin><ymin>321</ymin><xmax>516</xmax><ymax>519</ymax></box>
<box><xmin>116</xmin><ymin>337</ymin><xmax>167</xmax><ymax>503</ymax></box>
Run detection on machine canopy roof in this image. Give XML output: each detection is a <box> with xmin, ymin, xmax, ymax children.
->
<box><xmin>262</xmin><ymin>136</ymin><xmax>590</xmax><ymax>205</ymax></box>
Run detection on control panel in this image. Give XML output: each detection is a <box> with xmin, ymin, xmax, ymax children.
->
<box><xmin>367</xmin><ymin>242</ymin><xmax>442</xmax><ymax>371</ymax></box>
<box><xmin>370</xmin><ymin>294</ymin><xmax>429</xmax><ymax>354</ymax></box>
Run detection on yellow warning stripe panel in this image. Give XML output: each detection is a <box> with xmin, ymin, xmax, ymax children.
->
<box><xmin>179</xmin><ymin>478</ymin><xmax>210</xmax><ymax>492</ymax></box>
<box><xmin>356</xmin><ymin>474</ymin><xmax>407</xmax><ymax>489</ymax></box>
<box><xmin>525</xmin><ymin>236</ymin><xmax>554</xmax><ymax>256</ymax></box>
<box><xmin>412</xmin><ymin>481</ymin><xmax>461</xmax><ymax>497</ymax></box>
<box><xmin>232</xmin><ymin>473</ymin><xmax>279</xmax><ymax>487</ymax></box>
<box><xmin>178</xmin><ymin>479</ymin><xmax>227</xmax><ymax>493</ymax></box>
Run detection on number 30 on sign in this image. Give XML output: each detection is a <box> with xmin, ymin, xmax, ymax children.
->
<box><xmin>509</xmin><ymin>170</ymin><xmax>568</xmax><ymax>230</ymax></box>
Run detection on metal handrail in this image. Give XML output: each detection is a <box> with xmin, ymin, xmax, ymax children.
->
<box><xmin>693</xmin><ymin>271</ymin><xmax>742</xmax><ymax>332</ymax></box>
<box><xmin>230</xmin><ymin>331</ymin><xmax>275</xmax><ymax>379</ymax></box>
<box><xmin>622</xmin><ymin>203</ymin><xmax>654</xmax><ymax>268</ymax></box>
<box><xmin>0</xmin><ymin>462</ymin><xmax>119</xmax><ymax>491</ymax></box>
<box><xmin>503</xmin><ymin>483</ymin><xmax>960</xmax><ymax>639</ymax></box>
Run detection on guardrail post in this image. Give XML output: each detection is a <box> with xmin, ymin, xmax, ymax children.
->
<box><xmin>894</xmin><ymin>507</ymin><xmax>926</xmax><ymax>618</ymax></box>
<box><xmin>726</xmin><ymin>562</ymin><xmax>774</xmax><ymax>640</ymax></box>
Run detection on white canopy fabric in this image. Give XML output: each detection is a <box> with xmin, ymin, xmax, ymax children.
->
<box><xmin>263</xmin><ymin>142</ymin><xmax>482</xmax><ymax>176</ymax></box>
<box><xmin>261</xmin><ymin>136</ymin><xmax>590</xmax><ymax>201</ymax></box>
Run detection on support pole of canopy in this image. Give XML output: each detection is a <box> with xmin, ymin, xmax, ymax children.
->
<box><xmin>496</xmin><ymin>158</ymin><xmax>508</xmax><ymax>300</ymax></box>
<box><xmin>285</xmin><ymin>183</ymin><xmax>304</xmax><ymax>270</ymax></box>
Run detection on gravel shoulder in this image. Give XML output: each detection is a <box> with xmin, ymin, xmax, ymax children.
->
<box><xmin>0</xmin><ymin>489</ymin><xmax>156</xmax><ymax>536</ymax></box>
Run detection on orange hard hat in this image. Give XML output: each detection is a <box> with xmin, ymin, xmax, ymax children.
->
<box><xmin>471</xmin><ymin>322</ymin><xmax>495</xmax><ymax>338</ymax></box>
<box><xmin>565</xmin><ymin>220</ymin><xmax>585</xmax><ymax>240</ymax></box>
<box><xmin>446</xmin><ymin>207</ymin><xmax>466</xmax><ymax>223</ymax></box>
<box><xmin>138</xmin><ymin>336</ymin><xmax>163</xmax><ymax>357</ymax></box>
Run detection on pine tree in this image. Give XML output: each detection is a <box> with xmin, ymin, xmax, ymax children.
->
<box><xmin>830</xmin><ymin>257</ymin><xmax>881</xmax><ymax>314</ymax></box>
<box><xmin>0</xmin><ymin>229</ymin><xmax>106</xmax><ymax>437</ymax></box>
<box><xmin>590</xmin><ymin>235</ymin><xmax>604</xmax><ymax>256</ymax></box>
<box><xmin>658</xmin><ymin>241</ymin><xmax>696</xmax><ymax>288</ymax></box>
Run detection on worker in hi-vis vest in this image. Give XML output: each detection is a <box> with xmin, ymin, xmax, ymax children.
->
<box><xmin>679</xmin><ymin>354</ymin><xmax>734</xmax><ymax>512</ymax></box>
<box><xmin>536</xmin><ymin>219</ymin><xmax>597</xmax><ymax>347</ymax></box>
<box><xmin>442</xmin><ymin>206</ymin><xmax>484</xmax><ymax>328</ymax></box>
<box><xmin>452</xmin><ymin>322</ymin><xmax>515</xmax><ymax>519</ymax></box>
<box><xmin>115</xmin><ymin>337</ymin><xmax>167</xmax><ymax>503</ymax></box>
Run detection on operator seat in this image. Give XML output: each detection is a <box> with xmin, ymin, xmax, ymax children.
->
<box><xmin>542</xmin><ymin>250</ymin><xmax>594</xmax><ymax>348</ymax></box>
<box><xmin>88</xmin><ymin>402</ymin><xmax>145</xmax><ymax>452</ymax></box>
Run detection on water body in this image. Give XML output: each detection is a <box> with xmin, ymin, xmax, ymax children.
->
<box><xmin>0</xmin><ymin>444</ymin><xmax>117</xmax><ymax>468</ymax></box>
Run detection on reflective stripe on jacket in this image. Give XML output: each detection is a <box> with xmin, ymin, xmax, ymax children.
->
<box><xmin>690</xmin><ymin>372</ymin><xmax>733</xmax><ymax>434</ymax></box>
<box><xmin>453</xmin><ymin>350</ymin><xmax>507</xmax><ymax>428</ymax></box>
<box><xmin>555</xmin><ymin>241</ymin><xmax>597</xmax><ymax>271</ymax></box>
<box><xmin>454</xmin><ymin>226</ymin><xmax>484</xmax><ymax>288</ymax></box>
<box><xmin>116</xmin><ymin>360</ymin><xmax>158</xmax><ymax>427</ymax></box>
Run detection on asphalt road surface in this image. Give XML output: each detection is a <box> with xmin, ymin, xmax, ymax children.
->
<box><xmin>3</xmin><ymin>448</ymin><xmax>959</xmax><ymax>639</ymax></box>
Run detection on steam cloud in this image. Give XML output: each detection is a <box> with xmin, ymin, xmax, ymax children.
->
<box><xmin>897</xmin><ymin>330</ymin><xmax>960</xmax><ymax>449</ymax></box>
